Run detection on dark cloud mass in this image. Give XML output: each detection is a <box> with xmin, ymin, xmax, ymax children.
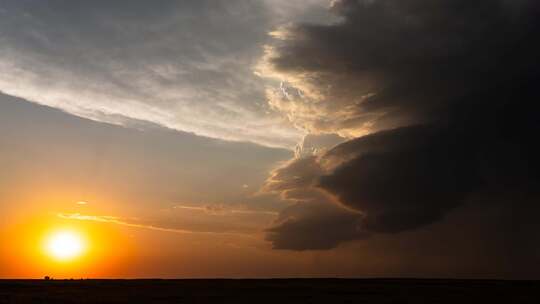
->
<box><xmin>266</xmin><ymin>201</ymin><xmax>366</xmax><ymax>250</ymax></box>
<box><xmin>319</xmin><ymin>125</ymin><xmax>477</xmax><ymax>233</ymax></box>
<box><xmin>263</xmin><ymin>0</ymin><xmax>540</xmax><ymax>257</ymax></box>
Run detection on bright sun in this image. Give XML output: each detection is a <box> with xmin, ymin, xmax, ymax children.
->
<box><xmin>44</xmin><ymin>230</ymin><xmax>86</xmax><ymax>261</ymax></box>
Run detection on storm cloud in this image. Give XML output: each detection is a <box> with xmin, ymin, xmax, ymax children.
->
<box><xmin>262</xmin><ymin>0</ymin><xmax>540</xmax><ymax>251</ymax></box>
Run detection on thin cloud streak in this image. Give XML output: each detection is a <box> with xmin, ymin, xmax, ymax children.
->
<box><xmin>57</xmin><ymin>213</ymin><xmax>259</xmax><ymax>238</ymax></box>
<box><xmin>172</xmin><ymin>204</ymin><xmax>279</xmax><ymax>216</ymax></box>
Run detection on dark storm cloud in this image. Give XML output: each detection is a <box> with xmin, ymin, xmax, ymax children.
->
<box><xmin>319</xmin><ymin>125</ymin><xmax>478</xmax><ymax>233</ymax></box>
<box><xmin>266</xmin><ymin>201</ymin><xmax>366</xmax><ymax>250</ymax></box>
<box><xmin>262</xmin><ymin>0</ymin><xmax>540</xmax><ymax>135</ymax></box>
<box><xmin>262</xmin><ymin>0</ymin><xmax>540</xmax><ymax>250</ymax></box>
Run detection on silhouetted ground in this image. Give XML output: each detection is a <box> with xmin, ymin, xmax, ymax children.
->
<box><xmin>0</xmin><ymin>279</ymin><xmax>538</xmax><ymax>303</ymax></box>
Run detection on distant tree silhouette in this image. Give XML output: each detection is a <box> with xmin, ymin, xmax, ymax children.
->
<box><xmin>44</xmin><ymin>276</ymin><xmax>50</xmax><ymax>281</ymax></box>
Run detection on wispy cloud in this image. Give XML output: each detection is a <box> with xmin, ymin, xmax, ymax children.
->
<box><xmin>171</xmin><ymin>204</ymin><xmax>279</xmax><ymax>216</ymax></box>
<box><xmin>57</xmin><ymin>213</ymin><xmax>258</xmax><ymax>237</ymax></box>
<box><xmin>0</xmin><ymin>1</ymin><xmax>304</xmax><ymax>149</ymax></box>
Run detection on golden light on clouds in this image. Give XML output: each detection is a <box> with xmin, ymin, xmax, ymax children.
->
<box><xmin>44</xmin><ymin>230</ymin><xmax>86</xmax><ymax>262</ymax></box>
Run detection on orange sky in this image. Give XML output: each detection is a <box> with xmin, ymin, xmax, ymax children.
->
<box><xmin>1</xmin><ymin>0</ymin><xmax>540</xmax><ymax>280</ymax></box>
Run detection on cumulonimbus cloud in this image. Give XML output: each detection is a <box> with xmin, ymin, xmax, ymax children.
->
<box><xmin>260</xmin><ymin>0</ymin><xmax>540</xmax><ymax>250</ymax></box>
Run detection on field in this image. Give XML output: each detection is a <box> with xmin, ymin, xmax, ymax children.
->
<box><xmin>0</xmin><ymin>279</ymin><xmax>538</xmax><ymax>303</ymax></box>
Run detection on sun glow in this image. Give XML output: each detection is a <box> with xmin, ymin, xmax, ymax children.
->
<box><xmin>44</xmin><ymin>230</ymin><xmax>86</xmax><ymax>261</ymax></box>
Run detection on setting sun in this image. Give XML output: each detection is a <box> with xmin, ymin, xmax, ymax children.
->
<box><xmin>44</xmin><ymin>230</ymin><xmax>86</xmax><ymax>262</ymax></box>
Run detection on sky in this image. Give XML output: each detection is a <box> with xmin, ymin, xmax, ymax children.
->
<box><xmin>0</xmin><ymin>0</ymin><xmax>539</xmax><ymax>279</ymax></box>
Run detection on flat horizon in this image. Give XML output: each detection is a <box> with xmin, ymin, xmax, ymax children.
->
<box><xmin>1</xmin><ymin>0</ymin><xmax>539</xmax><ymax>292</ymax></box>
